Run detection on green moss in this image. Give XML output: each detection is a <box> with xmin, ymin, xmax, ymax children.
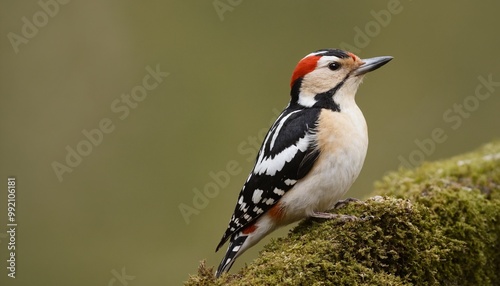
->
<box><xmin>185</xmin><ymin>141</ymin><xmax>500</xmax><ymax>285</ymax></box>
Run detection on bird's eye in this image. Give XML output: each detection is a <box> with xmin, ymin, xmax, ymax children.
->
<box><xmin>328</xmin><ymin>62</ymin><xmax>341</xmax><ymax>71</ymax></box>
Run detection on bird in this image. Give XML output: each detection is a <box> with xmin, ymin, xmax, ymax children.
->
<box><xmin>214</xmin><ymin>49</ymin><xmax>392</xmax><ymax>277</ymax></box>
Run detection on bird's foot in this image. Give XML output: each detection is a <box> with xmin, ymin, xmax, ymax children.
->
<box><xmin>311</xmin><ymin>212</ymin><xmax>359</xmax><ymax>222</ymax></box>
<box><xmin>333</xmin><ymin>197</ymin><xmax>363</xmax><ymax>209</ymax></box>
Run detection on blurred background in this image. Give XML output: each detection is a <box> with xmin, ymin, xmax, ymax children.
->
<box><xmin>1</xmin><ymin>1</ymin><xmax>499</xmax><ymax>285</ymax></box>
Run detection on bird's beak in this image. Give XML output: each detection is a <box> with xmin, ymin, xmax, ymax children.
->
<box><xmin>353</xmin><ymin>56</ymin><xmax>393</xmax><ymax>76</ymax></box>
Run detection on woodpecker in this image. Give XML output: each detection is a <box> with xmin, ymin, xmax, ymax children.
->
<box><xmin>215</xmin><ymin>49</ymin><xmax>392</xmax><ymax>277</ymax></box>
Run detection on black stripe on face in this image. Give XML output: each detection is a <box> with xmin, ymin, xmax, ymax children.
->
<box><xmin>313</xmin><ymin>73</ymin><xmax>350</xmax><ymax>111</ymax></box>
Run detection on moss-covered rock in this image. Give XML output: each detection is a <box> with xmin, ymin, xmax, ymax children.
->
<box><xmin>185</xmin><ymin>142</ymin><xmax>500</xmax><ymax>285</ymax></box>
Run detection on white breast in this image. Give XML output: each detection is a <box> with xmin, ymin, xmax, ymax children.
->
<box><xmin>278</xmin><ymin>104</ymin><xmax>368</xmax><ymax>223</ymax></box>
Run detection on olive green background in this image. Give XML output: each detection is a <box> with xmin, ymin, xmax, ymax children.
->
<box><xmin>1</xmin><ymin>1</ymin><xmax>499</xmax><ymax>285</ymax></box>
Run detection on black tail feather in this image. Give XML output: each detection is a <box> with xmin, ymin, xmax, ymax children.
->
<box><xmin>215</xmin><ymin>234</ymin><xmax>248</xmax><ymax>278</ymax></box>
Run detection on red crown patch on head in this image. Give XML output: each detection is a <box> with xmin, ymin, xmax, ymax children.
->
<box><xmin>290</xmin><ymin>55</ymin><xmax>321</xmax><ymax>88</ymax></box>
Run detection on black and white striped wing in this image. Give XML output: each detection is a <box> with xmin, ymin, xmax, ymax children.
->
<box><xmin>216</xmin><ymin>106</ymin><xmax>322</xmax><ymax>251</ymax></box>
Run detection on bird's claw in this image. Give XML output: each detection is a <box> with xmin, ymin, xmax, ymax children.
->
<box><xmin>311</xmin><ymin>212</ymin><xmax>359</xmax><ymax>222</ymax></box>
